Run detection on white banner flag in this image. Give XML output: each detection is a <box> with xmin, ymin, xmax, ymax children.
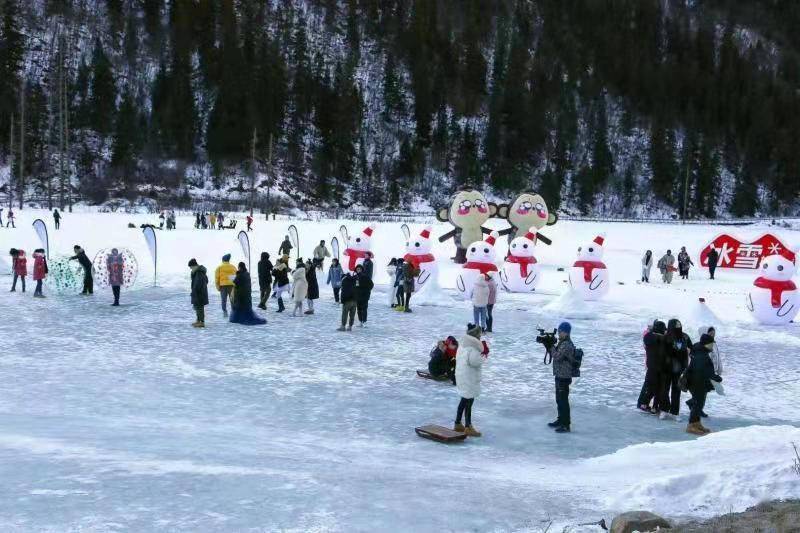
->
<box><xmin>32</xmin><ymin>219</ymin><xmax>49</xmax><ymax>259</ymax></box>
<box><xmin>288</xmin><ymin>225</ymin><xmax>299</xmax><ymax>259</ymax></box>
<box><xmin>238</xmin><ymin>230</ymin><xmax>251</xmax><ymax>271</ymax></box>
<box><xmin>331</xmin><ymin>237</ymin><xmax>340</xmax><ymax>261</ymax></box>
<box><xmin>142</xmin><ymin>226</ymin><xmax>158</xmax><ymax>286</ymax></box>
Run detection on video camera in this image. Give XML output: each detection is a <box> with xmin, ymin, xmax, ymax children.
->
<box><xmin>536</xmin><ymin>327</ymin><xmax>558</xmax><ymax>364</ymax></box>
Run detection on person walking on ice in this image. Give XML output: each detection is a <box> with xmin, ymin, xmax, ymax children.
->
<box><xmin>327</xmin><ymin>258</ymin><xmax>343</xmax><ymax>303</ymax></box>
<box><xmin>188</xmin><ymin>259</ymin><xmax>209</xmax><ymax>328</ymax></box>
<box><xmin>706</xmin><ymin>246</ymin><xmax>719</xmax><ymax>280</ymax></box>
<box><xmin>337</xmin><ymin>271</ymin><xmax>357</xmax><ymax>331</ymax></box>
<box><xmin>291</xmin><ymin>259</ymin><xmax>308</xmax><ymax>317</ymax></box>
<box><xmin>313</xmin><ymin>240</ymin><xmax>331</xmax><ymax>271</ymax></box>
<box><xmin>454</xmin><ymin>323</ymin><xmax>489</xmax><ymax>437</ymax></box>
<box><xmin>470</xmin><ymin>273</ymin><xmax>490</xmax><ymax>332</ymax></box>
<box><xmin>685</xmin><ymin>333</ymin><xmax>723</xmax><ymax>435</ymax></box>
<box><xmin>278</xmin><ymin>235</ymin><xmax>293</xmax><ymax>257</ymax></box>
<box><xmin>547</xmin><ymin>322</ymin><xmax>578</xmax><ymax>433</ymax></box>
<box><xmin>677</xmin><ymin>246</ymin><xmax>694</xmax><ymax>280</ymax></box>
<box><xmin>641</xmin><ymin>250</ymin><xmax>653</xmax><ymax>283</ymax></box>
<box><xmin>215</xmin><ymin>254</ymin><xmax>237</xmax><ymax>318</ymax></box>
<box><xmin>9</xmin><ymin>248</ymin><xmax>27</xmax><ymax>292</ymax></box>
<box><xmin>106</xmin><ymin>248</ymin><xmax>125</xmax><ymax>306</ymax></box>
<box><xmin>272</xmin><ymin>257</ymin><xmax>291</xmax><ymax>313</ymax></box>
<box><xmin>53</xmin><ymin>209</ymin><xmax>61</xmax><ymax>230</ymax></box>
<box><xmin>32</xmin><ymin>248</ymin><xmax>48</xmax><ymax>297</ymax></box>
<box><xmin>257</xmin><ymin>252</ymin><xmax>273</xmax><ymax>310</ymax></box>
<box><xmin>305</xmin><ymin>258</ymin><xmax>319</xmax><ymax>315</ymax></box>
<box><xmin>658</xmin><ymin>250</ymin><xmax>675</xmax><ymax>284</ymax></box>
<box><xmin>6</xmin><ymin>209</ymin><xmax>16</xmax><ymax>228</ymax></box>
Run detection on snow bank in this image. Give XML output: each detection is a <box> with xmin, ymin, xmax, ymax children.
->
<box><xmin>583</xmin><ymin>425</ymin><xmax>800</xmax><ymax>518</ymax></box>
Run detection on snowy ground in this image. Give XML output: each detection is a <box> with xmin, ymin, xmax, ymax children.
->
<box><xmin>0</xmin><ymin>210</ymin><xmax>799</xmax><ymax>532</ymax></box>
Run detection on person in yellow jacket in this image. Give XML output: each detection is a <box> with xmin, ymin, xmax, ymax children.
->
<box><xmin>215</xmin><ymin>254</ymin><xmax>237</xmax><ymax>317</ymax></box>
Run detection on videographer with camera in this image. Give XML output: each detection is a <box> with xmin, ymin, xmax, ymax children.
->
<box><xmin>539</xmin><ymin>322</ymin><xmax>579</xmax><ymax>433</ymax></box>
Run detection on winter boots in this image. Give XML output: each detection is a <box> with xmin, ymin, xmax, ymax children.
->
<box><xmin>555</xmin><ymin>425</ymin><xmax>571</xmax><ymax>433</ymax></box>
<box><xmin>547</xmin><ymin>420</ymin><xmax>561</xmax><ymax>428</ymax></box>
<box><xmin>686</xmin><ymin>422</ymin><xmax>709</xmax><ymax>436</ymax></box>
<box><xmin>192</xmin><ymin>321</ymin><xmax>205</xmax><ymax>328</ymax></box>
<box><xmin>453</xmin><ymin>423</ymin><xmax>466</xmax><ymax>433</ymax></box>
<box><xmin>276</xmin><ymin>298</ymin><xmax>285</xmax><ymax>313</ymax></box>
<box><xmin>463</xmin><ymin>426</ymin><xmax>482</xmax><ymax>437</ymax></box>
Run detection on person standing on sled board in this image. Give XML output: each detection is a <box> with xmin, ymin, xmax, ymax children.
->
<box><xmin>453</xmin><ymin>323</ymin><xmax>489</xmax><ymax>437</ymax></box>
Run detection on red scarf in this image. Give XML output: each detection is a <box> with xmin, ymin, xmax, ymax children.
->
<box><xmin>463</xmin><ymin>261</ymin><xmax>498</xmax><ymax>275</ymax></box>
<box><xmin>404</xmin><ymin>253</ymin><xmax>435</xmax><ymax>270</ymax></box>
<box><xmin>754</xmin><ymin>277</ymin><xmax>797</xmax><ymax>308</ymax></box>
<box><xmin>506</xmin><ymin>255</ymin><xmax>537</xmax><ymax>277</ymax></box>
<box><xmin>573</xmin><ymin>260</ymin><xmax>607</xmax><ymax>282</ymax></box>
<box><xmin>343</xmin><ymin>248</ymin><xmax>367</xmax><ymax>271</ymax></box>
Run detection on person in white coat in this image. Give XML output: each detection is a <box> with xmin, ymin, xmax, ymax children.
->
<box><xmin>291</xmin><ymin>260</ymin><xmax>308</xmax><ymax>317</ymax></box>
<box><xmin>641</xmin><ymin>250</ymin><xmax>653</xmax><ymax>283</ymax></box>
<box><xmin>470</xmin><ymin>274</ymin><xmax>490</xmax><ymax>331</ymax></box>
<box><xmin>454</xmin><ymin>323</ymin><xmax>489</xmax><ymax>437</ymax></box>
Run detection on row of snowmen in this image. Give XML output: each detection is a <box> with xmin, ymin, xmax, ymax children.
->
<box><xmin>342</xmin><ymin>223</ymin><xmax>610</xmax><ymax>300</ymax></box>
<box><xmin>343</xmin><ymin>223</ymin><xmax>798</xmax><ymax>326</ymax></box>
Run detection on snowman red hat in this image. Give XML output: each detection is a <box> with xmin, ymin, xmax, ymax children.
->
<box><xmin>593</xmin><ymin>233</ymin><xmax>606</xmax><ymax>247</ymax></box>
<box><xmin>419</xmin><ymin>226</ymin><xmax>431</xmax><ymax>240</ymax></box>
<box><xmin>363</xmin><ymin>224</ymin><xmax>376</xmax><ymax>238</ymax></box>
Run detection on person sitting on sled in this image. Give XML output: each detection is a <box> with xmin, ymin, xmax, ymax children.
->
<box><xmin>428</xmin><ymin>336</ymin><xmax>459</xmax><ymax>383</ymax></box>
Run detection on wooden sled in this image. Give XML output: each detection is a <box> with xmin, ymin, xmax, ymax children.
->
<box><xmin>416</xmin><ymin>370</ymin><xmax>453</xmax><ymax>383</ymax></box>
<box><xmin>415</xmin><ymin>425</ymin><xmax>467</xmax><ymax>443</ymax></box>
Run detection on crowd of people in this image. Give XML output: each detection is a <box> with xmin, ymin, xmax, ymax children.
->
<box><xmin>637</xmin><ymin>319</ymin><xmax>723</xmax><ymax>435</ymax></box>
<box><xmin>641</xmin><ymin>246</ymin><xmax>718</xmax><ymax>284</ymax></box>
<box><xmin>158</xmin><ymin>211</ymin><xmax>177</xmax><ymax>230</ymax></box>
<box><xmin>194</xmin><ymin>211</ymin><xmax>238</xmax><ymax>230</ymax></box>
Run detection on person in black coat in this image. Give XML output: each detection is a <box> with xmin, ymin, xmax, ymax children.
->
<box><xmin>338</xmin><ymin>273</ymin><xmax>358</xmax><ymax>331</ymax></box>
<box><xmin>363</xmin><ymin>253</ymin><xmax>374</xmax><ymax>280</ymax></box>
<box><xmin>707</xmin><ymin>247</ymin><xmax>719</xmax><ymax>280</ymax></box>
<box><xmin>278</xmin><ymin>236</ymin><xmax>293</xmax><ymax>257</ymax></box>
<box><xmin>305</xmin><ymin>259</ymin><xmax>320</xmax><ymax>315</ymax></box>
<box><xmin>229</xmin><ymin>263</ymin><xmax>266</xmax><ymax>325</ymax></box>
<box><xmin>637</xmin><ymin>320</ymin><xmax>666</xmax><ymax>413</ymax></box>
<box><xmin>257</xmin><ymin>252</ymin><xmax>274</xmax><ymax>310</ymax></box>
<box><xmin>188</xmin><ymin>259</ymin><xmax>209</xmax><ymax>327</ymax></box>
<box><xmin>685</xmin><ymin>334</ymin><xmax>723</xmax><ymax>435</ymax></box>
<box><xmin>353</xmin><ymin>264</ymin><xmax>374</xmax><ymax>327</ymax></box>
<box><xmin>661</xmin><ymin>318</ymin><xmax>692</xmax><ymax>419</ymax></box>
<box><xmin>70</xmin><ymin>245</ymin><xmax>94</xmax><ymax>294</ymax></box>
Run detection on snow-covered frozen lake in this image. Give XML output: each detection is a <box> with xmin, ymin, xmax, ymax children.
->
<box><xmin>1</xmin><ymin>210</ymin><xmax>799</xmax><ymax>532</ymax></box>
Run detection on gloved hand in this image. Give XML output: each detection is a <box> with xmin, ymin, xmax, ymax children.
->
<box><xmin>712</xmin><ymin>380</ymin><xmax>725</xmax><ymax>396</ymax></box>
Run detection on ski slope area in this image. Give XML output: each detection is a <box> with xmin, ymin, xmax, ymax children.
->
<box><xmin>0</xmin><ymin>210</ymin><xmax>798</xmax><ymax>532</ymax></box>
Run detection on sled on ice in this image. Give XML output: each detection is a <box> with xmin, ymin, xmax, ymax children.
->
<box><xmin>415</xmin><ymin>425</ymin><xmax>467</xmax><ymax>443</ymax></box>
<box><xmin>416</xmin><ymin>370</ymin><xmax>453</xmax><ymax>383</ymax></box>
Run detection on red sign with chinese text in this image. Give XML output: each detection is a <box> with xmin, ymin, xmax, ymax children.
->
<box><xmin>699</xmin><ymin>234</ymin><xmax>796</xmax><ymax>269</ymax></box>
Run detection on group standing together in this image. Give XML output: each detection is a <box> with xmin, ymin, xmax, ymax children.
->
<box><xmin>642</xmin><ymin>246</ymin><xmax>717</xmax><ymax>284</ymax></box>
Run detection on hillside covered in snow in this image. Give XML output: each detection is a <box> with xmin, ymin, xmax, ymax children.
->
<box><xmin>0</xmin><ymin>0</ymin><xmax>799</xmax><ymax>216</ymax></box>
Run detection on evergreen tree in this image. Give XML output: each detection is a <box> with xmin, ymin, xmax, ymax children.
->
<box><xmin>0</xmin><ymin>0</ymin><xmax>24</xmax><ymax>151</ymax></box>
<box><xmin>111</xmin><ymin>91</ymin><xmax>141</xmax><ymax>187</ymax></box>
<box><xmin>88</xmin><ymin>40</ymin><xmax>117</xmax><ymax>136</ymax></box>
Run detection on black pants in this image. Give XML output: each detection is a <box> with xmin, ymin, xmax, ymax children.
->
<box><xmin>395</xmin><ymin>286</ymin><xmax>403</xmax><ymax>306</ymax></box>
<box><xmin>82</xmin><ymin>268</ymin><xmax>93</xmax><ymax>294</ymax></box>
<box><xmin>11</xmin><ymin>274</ymin><xmax>25</xmax><ymax>292</ymax></box>
<box><xmin>341</xmin><ymin>301</ymin><xmax>356</xmax><ymax>326</ymax></box>
<box><xmin>333</xmin><ymin>286</ymin><xmax>340</xmax><ymax>303</ymax></box>
<box><xmin>112</xmin><ymin>285</ymin><xmax>121</xmax><ymax>304</ymax></box>
<box><xmin>195</xmin><ymin>305</ymin><xmax>205</xmax><ymax>323</ymax></box>
<box><xmin>555</xmin><ymin>377</ymin><xmax>572</xmax><ymax>427</ymax></box>
<box><xmin>55</xmin><ymin>220</ymin><xmax>60</xmax><ymax>229</ymax></box>
<box><xmin>35</xmin><ymin>279</ymin><xmax>43</xmax><ymax>295</ymax></box>
<box><xmin>357</xmin><ymin>300</ymin><xmax>369</xmax><ymax>323</ymax></box>
<box><xmin>688</xmin><ymin>388</ymin><xmax>707</xmax><ymax>423</ymax></box>
<box><xmin>456</xmin><ymin>397</ymin><xmax>474</xmax><ymax>426</ymax></box>
<box><xmin>637</xmin><ymin>368</ymin><xmax>662</xmax><ymax>410</ymax></box>
<box><xmin>664</xmin><ymin>373</ymin><xmax>682</xmax><ymax>415</ymax></box>
<box><xmin>259</xmin><ymin>283</ymin><xmax>271</xmax><ymax>307</ymax></box>
<box><xmin>404</xmin><ymin>288</ymin><xmax>412</xmax><ymax>310</ymax></box>
<box><xmin>709</xmin><ymin>265</ymin><xmax>716</xmax><ymax>279</ymax></box>
<box><xmin>486</xmin><ymin>304</ymin><xmax>494</xmax><ymax>331</ymax></box>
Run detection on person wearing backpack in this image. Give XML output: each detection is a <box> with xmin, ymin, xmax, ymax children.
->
<box><xmin>547</xmin><ymin>322</ymin><xmax>579</xmax><ymax>433</ymax></box>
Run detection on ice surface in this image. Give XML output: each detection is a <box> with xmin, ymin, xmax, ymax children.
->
<box><xmin>0</xmin><ymin>210</ymin><xmax>798</xmax><ymax>532</ymax></box>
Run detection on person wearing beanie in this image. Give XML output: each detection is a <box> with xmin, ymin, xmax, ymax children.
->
<box><xmin>70</xmin><ymin>245</ymin><xmax>94</xmax><ymax>295</ymax></box>
<box><xmin>454</xmin><ymin>323</ymin><xmax>488</xmax><ymax>437</ymax></box>
<box><xmin>188</xmin><ymin>258</ymin><xmax>209</xmax><ymax>327</ymax></box>
<box><xmin>257</xmin><ymin>252</ymin><xmax>274</xmax><ymax>310</ymax></box>
<box><xmin>290</xmin><ymin>259</ymin><xmax>308</xmax><ymax>317</ymax></box>
<box><xmin>215</xmin><ymin>253</ymin><xmax>237</xmax><ymax>317</ymax></box>
<box><xmin>32</xmin><ymin>248</ymin><xmax>48</xmax><ymax>297</ymax></box>
<box><xmin>638</xmin><ymin>319</ymin><xmax>667</xmax><ymax>414</ymax></box>
<box><xmin>9</xmin><ymin>248</ymin><xmax>27</xmax><ymax>292</ymax></box>
<box><xmin>685</xmin><ymin>333</ymin><xmax>722</xmax><ymax>435</ymax></box>
<box><xmin>547</xmin><ymin>321</ymin><xmax>577</xmax><ymax>433</ymax></box>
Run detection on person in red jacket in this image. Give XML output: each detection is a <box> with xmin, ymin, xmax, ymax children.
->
<box><xmin>9</xmin><ymin>248</ymin><xmax>27</xmax><ymax>292</ymax></box>
<box><xmin>246</xmin><ymin>214</ymin><xmax>253</xmax><ymax>232</ymax></box>
<box><xmin>32</xmin><ymin>248</ymin><xmax>48</xmax><ymax>298</ymax></box>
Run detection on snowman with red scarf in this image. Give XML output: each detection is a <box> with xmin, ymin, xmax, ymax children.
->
<box><xmin>456</xmin><ymin>231</ymin><xmax>500</xmax><ymax>299</ymax></box>
<box><xmin>404</xmin><ymin>226</ymin><xmax>437</xmax><ymax>293</ymax></box>
<box><xmin>569</xmin><ymin>233</ymin><xmax>609</xmax><ymax>300</ymax></box>
<box><xmin>343</xmin><ymin>224</ymin><xmax>376</xmax><ymax>274</ymax></box>
<box><xmin>500</xmin><ymin>226</ymin><xmax>541</xmax><ymax>292</ymax></box>
<box><xmin>747</xmin><ymin>252</ymin><xmax>799</xmax><ymax>325</ymax></box>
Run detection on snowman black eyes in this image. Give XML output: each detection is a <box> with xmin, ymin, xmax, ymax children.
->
<box><xmin>356</xmin><ymin>238</ymin><xmax>361</xmax><ymax>243</ymax></box>
<box><xmin>483</xmin><ymin>248</ymin><xmax>489</xmax><ymax>253</ymax></box>
<box><xmin>523</xmin><ymin>244</ymin><xmax>529</xmax><ymax>249</ymax></box>
<box><xmin>512</xmin><ymin>244</ymin><xmax>517</xmax><ymax>248</ymax></box>
<box><xmin>763</xmin><ymin>264</ymin><xmax>768</xmax><ymax>269</ymax></box>
<box><xmin>471</xmin><ymin>247</ymin><xmax>476</xmax><ymax>252</ymax></box>
<box><xmin>415</xmin><ymin>242</ymin><xmax>420</xmax><ymax>247</ymax></box>
<box><xmin>778</xmin><ymin>265</ymin><xmax>784</xmax><ymax>271</ymax></box>
<box><xmin>589</xmin><ymin>247</ymin><xmax>594</xmax><ymax>253</ymax></box>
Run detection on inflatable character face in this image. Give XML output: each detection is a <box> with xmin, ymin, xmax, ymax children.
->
<box><xmin>760</xmin><ymin>255</ymin><xmax>796</xmax><ymax>282</ymax></box>
<box><xmin>437</xmin><ymin>189</ymin><xmax>497</xmax><ymax>232</ymax></box>
<box><xmin>499</xmin><ymin>192</ymin><xmax>557</xmax><ymax>233</ymax></box>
